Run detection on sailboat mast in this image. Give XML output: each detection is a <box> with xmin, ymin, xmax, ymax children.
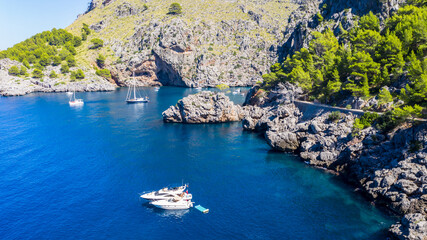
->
<box><xmin>133</xmin><ymin>72</ymin><xmax>136</xmax><ymax>99</ymax></box>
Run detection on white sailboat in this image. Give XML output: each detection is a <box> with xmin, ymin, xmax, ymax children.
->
<box><xmin>69</xmin><ymin>88</ymin><xmax>84</xmax><ymax>106</ymax></box>
<box><xmin>126</xmin><ymin>72</ymin><xmax>149</xmax><ymax>103</ymax></box>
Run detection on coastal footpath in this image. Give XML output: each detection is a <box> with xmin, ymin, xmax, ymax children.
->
<box><xmin>162</xmin><ymin>87</ymin><xmax>427</xmax><ymax>240</ymax></box>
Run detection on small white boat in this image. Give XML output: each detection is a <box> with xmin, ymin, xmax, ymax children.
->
<box><xmin>196</xmin><ymin>87</ymin><xmax>202</xmax><ymax>91</ymax></box>
<box><xmin>66</xmin><ymin>91</ymin><xmax>73</xmax><ymax>95</ymax></box>
<box><xmin>69</xmin><ymin>89</ymin><xmax>84</xmax><ymax>106</ymax></box>
<box><xmin>232</xmin><ymin>89</ymin><xmax>241</xmax><ymax>95</ymax></box>
<box><xmin>126</xmin><ymin>72</ymin><xmax>149</xmax><ymax>103</ymax></box>
<box><xmin>150</xmin><ymin>198</ymin><xmax>194</xmax><ymax>210</ymax></box>
<box><xmin>154</xmin><ymin>87</ymin><xmax>160</xmax><ymax>92</ymax></box>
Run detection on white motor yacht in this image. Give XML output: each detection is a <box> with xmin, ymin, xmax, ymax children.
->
<box><xmin>141</xmin><ymin>192</ymin><xmax>192</xmax><ymax>201</ymax></box>
<box><xmin>150</xmin><ymin>198</ymin><xmax>194</xmax><ymax>210</ymax></box>
<box><xmin>232</xmin><ymin>89</ymin><xmax>241</xmax><ymax>95</ymax></box>
<box><xmin>140</xmin><ymin>185</ymin><xmax>187</xmax><ymax>200</ymax></box>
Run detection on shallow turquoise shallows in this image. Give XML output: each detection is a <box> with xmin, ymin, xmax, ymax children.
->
<box><xmin>0</xmin><ymin>87</ymin><xmax>395</xmax><ymax>239</ymax></box>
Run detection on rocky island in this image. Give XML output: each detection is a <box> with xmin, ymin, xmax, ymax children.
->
<box><xmin>162</xmin><ymin>91</ymin><xmax>245</xmax><ymax>123</ymax></box>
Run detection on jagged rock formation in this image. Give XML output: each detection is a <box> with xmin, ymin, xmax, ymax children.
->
<box><xmin>390</xmin><ymin>213</ymin><xmax>427</xmax><ymax>240</ymax></box>
<box><xmin>243</xmin><ymin>84</ymin><xmax>427</xmax><ymax>240</ymax></box>
<box><xmin>162</xmin><ymin>91</ymin><xmax>245</xmax><ymax>123</ymax></box>
<box><xmin>67</xmin><ymin>0</ymin><xmax>299</xmax><ymax>87</ymax></box>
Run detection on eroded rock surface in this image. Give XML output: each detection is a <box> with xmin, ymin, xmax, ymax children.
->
<box><xmin>162</xmin><ymin>91</ymin><xmax>245</xmax><ymax>123</ymax></box>
<box><xmin>242</xmin><ymin>83</ymin><xmax>427</xmax><ymax>240</ymax></box>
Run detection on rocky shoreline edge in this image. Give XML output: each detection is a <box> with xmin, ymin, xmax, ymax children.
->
<box><xmin>163</xmin><ymin>85</ymin><xmax>427</xmax><ymax>240</ymax></box>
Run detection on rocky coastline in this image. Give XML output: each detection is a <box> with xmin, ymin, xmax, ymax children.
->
<box><xmin>0</xmin><ymin>59</ymin><xmax>116</xmax><ymax>97</ymax></box>
<box><xmin>163</xmin><ymin>85</ymin><xmax>427</xmax><ymax>240</ymax></box>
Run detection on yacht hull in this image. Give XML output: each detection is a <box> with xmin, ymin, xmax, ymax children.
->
<box><xmin>126</xmin><ymin>99</ymin><xmax>149</xmax><ymax>103</ymax></box>
<box><xmin>141</xmin><ymin>193</ymin><xmax>192</xmax><ymax>201</ymax></box>
<box><xmin>69</xmin><ymin>101</ymin><xmax>84</xmax><ymax>106</ymax></box>
<box><xmin>150</xmin><ymin>201</ymin><xmax>193</xmax><ymax>210</ymax></box>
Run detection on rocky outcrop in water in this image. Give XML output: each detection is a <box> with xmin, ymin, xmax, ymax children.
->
<box><xmin>162</xmin><ymin>91</ymin><xmax>245</xmax><ymax>123</ymax></box>
<box><xmin>242</xmin><ymin>83</ymin><xmax>427</xmax><ymax>240</ymax></box>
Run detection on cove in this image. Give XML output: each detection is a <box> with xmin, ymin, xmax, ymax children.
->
<box><xmin>0</xmin><ymin>87</ymin><xmax>396</xmax><ymax>239</ymax></box>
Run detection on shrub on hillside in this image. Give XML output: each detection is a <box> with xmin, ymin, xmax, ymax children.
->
<box><xmin>328</xmin><ymin>111</ymin><xmax>341</xmax><ymax>122</ymax></box>
<box><xmin>73</xmin><ymin>36</ymin><xmax>82</xmax><ymax>47</ymax></box>
<box><xmin>70</xmin><ymin>69</ymin><xmax>85</xmax><ymax>80</ymax></box>
<box><xmin>90</xmin><ymin>38</ymin><xmax>104</xmax><ymax>49</ymax></box>
<box><xmin>60</xmin><ymin>64</ymin><xmax>70</xmax><ymax>73</ymax></box>
<box><xmin>168</xmin><ymin>3</ymin><xmax>182</xmax><ymax>15</ymax></box>
<box><xmin>8</xmin><ymin>66</ymin><xmax>20</xmax><ymax>76</ymax></box>
<box><xmin>359</xmin><ymin>112</ymin><xmax>379</xmax><ymax>128</ymax></box>
<box><xmin>81</xmin><ymin>23</ymin><xmax>91</xmax><ymax>38</ymax></box>
<box><xmin>376</xmin><ymin>111</ymin><xmax>404</xmax><ymax>133</ymax></box>
<box><xmin>52</xmin><ymin>56</ymin><xmax>62</xmax><ymax>66</ymax></box>
<box><xmin>96</xmin><ymin>54</ymin><xmax>106</xmax><ymax>68</ymax></box>
<box><xmin>32</xmin><ymin>69</ymin><xmax>43</xmax><ymax>78</ymax></box>
<box><xmin>49</xmin><ymin>71</ymin><xmax>58</xmax><ymax>78</ymax></box>
<box><xmin>96</xmin><ymin>69</ymin><xmax>111</xmax><ymax>79</ymax></box>
<box><xmin>20</xmin><ymin>66</ymin><xmax>27</xmax><ymax>76</ymax></box>
<box><xmin>352</xmin><ymin>112</ymin><xmax>379</xmax><ymax>136</ymax></box>
<box><xmin>66</xmin><ymin>56</ymin><xmax>76</xmax><ymax>67</ymax></box>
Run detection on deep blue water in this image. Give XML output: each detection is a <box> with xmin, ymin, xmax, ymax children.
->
<box><xmin>0</xmin><ymin>87</ymin><xmax>395</xmax><ymax>240</ymax></box>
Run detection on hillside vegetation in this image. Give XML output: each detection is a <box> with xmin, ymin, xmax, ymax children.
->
<box><xmin>262</xmin><ymin>1</ymin><xmax>427</xmax><ymax>120</ymax></box>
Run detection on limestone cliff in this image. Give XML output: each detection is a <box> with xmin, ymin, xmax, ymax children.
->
<box><xmin>67</xmin><ymin>0</ymin><xmax>299</xmax><ymax>87</ymax></box>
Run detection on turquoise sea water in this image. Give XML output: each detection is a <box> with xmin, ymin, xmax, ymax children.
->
<box><xmin>0</xmin><ymin>87</ymin><xmax>395</xmax><ymax>239</ymax></box>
